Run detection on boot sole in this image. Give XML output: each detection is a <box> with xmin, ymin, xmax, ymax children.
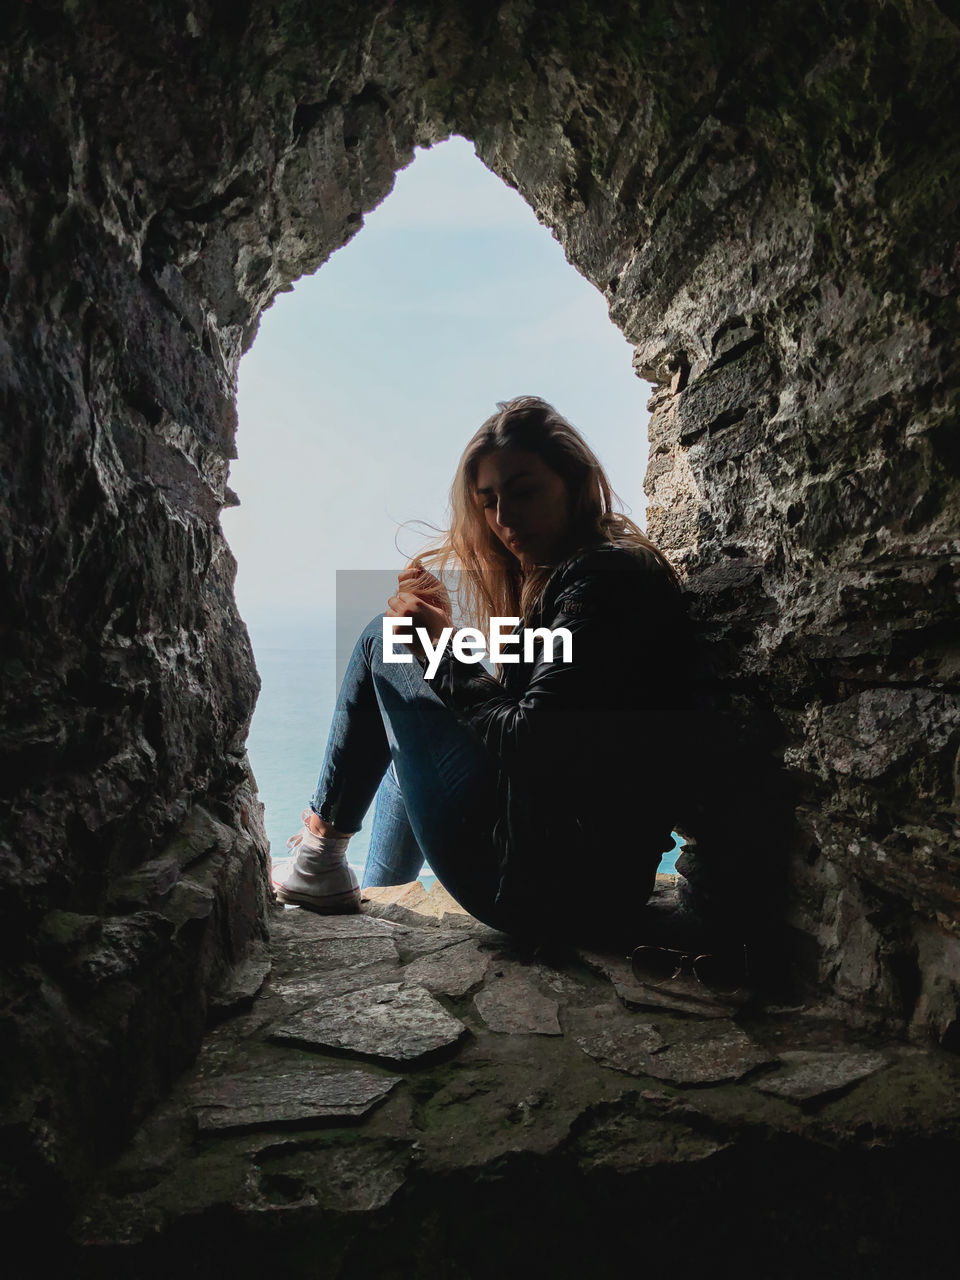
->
<box><xmin>274</xmin><ymin>884</ymin><xmax>364</xmax><ymax>914</ymax></box>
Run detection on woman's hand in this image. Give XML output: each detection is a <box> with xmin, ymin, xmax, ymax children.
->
<box><xmin>385</xmin><ymin>562</ymin><xmax>453</xmax><ymax>645</ymax></box>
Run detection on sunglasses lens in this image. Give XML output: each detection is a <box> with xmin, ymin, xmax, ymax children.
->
<box><xmin>630</xmin><ymin>946</ymin><xmax>689</xmax><ymax>983</ymax></box>
<box><xmin>692</xmin><ymin>952</ymin><xmax>748</xmax><ymax>992</ymax></box>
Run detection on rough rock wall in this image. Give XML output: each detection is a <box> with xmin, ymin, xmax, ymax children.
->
<box><xmin>1</xmin><ymin>0</ymin><xmax>958</xmax><ymax>1213</ymax></box>
<box><xmin>454</xmin><ymin>0</ymin><xmax>960</xmax><ymax>1040</ymax></box>
<box><xmin>0</xmin><ymin>0</ymin><xmax>470</xmax><ymax>1214</ymax></box>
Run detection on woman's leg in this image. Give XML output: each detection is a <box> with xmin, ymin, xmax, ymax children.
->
<box><xmin>304</xmin><ymin>614</ymin><xmax>504</xmax><ymax>921</ymax></box>
<box><xmin>362</xmin><ymin>761</ymin><xmax>426</xmax><ymax>888</ymax></box>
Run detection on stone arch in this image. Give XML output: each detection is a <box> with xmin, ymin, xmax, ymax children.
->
<box><xmin>2</xmin><ymin>0</ymin><xmax>959</xmax><ymax>1210</ymax></box>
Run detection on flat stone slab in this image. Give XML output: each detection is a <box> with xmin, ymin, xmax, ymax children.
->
<box><xmin>567</xmin><ymin>1005</ymin><xmax>768</xmax><ymax>1085</ymax></box>
<box><xmin>752</xmin><ymin>1050</ymin><xmax>887</xmax><ymax>1102</ymax></box>
<box><xmin>271</xmin><ymin>960</ymin><xmax>403</xmax><ymax>1004</ymax></box>
<box><xmin>572</xmin><ymin>1014</ymin><xmax>666</xmax><ymax>1074</ymax></box>
<box><xmin>271</xmin><ymin>911</ymin><xmax>407</xmax><ymax>942</ymax></box>
<box><xmin>268</xmin><ymin>908</ymin><xmax>401</xmax><ymax>974</ymax></box>
<box><xmin>298</xmin><ymin>935</ymin><xmax>400</xmax><ymax>972</ymax></box>
<box><xmin>191</xmin><ymin>1066</ymin><xmax>400</xmax><ymax>1134</ymax></box>
<box><xmin>394</xmin><ymin>925</ymin><xmax>484</xmax><ymax>960</ymax></box>
<box><xmin>579</xmin><ymin>950</ymin><xmax>744</xmax><ymax>1019</ymax></box>
<box><xmin>643</xmin><ymin>1022</ymin><xmax>774</xmax><ymax>1086</ymax></box>
<box><xmin>270</xmin><ymin>907</ymin><xmax>404</xmax><ymax>944</ymax></box>
<box><xmin>401</xmin><ymin>939</ymin><xmax>491</xmax><ymax>996</ymax></box>
<box><xmin>297</xmin><ymin>914</ymin><xmax>406</xmax><ymax>938</ymax></box>
<box><xmin>473</xmin><ymin>968</ymin><xmax>561</xmax><ymax>1035</ymax></box>
<box><xmin>271</xmin><ymin>983</ymin><xmax>467</xmax><ymax>1064</ymax></box>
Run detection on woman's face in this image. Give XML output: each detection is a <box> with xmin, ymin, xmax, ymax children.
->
<box><xmin>475</xmin><ymin>447</ymin><xmax>574</xmax><ymax>569</ymax></box>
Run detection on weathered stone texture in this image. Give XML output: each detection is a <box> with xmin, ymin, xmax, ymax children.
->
<box><xmin>752</xmin><ymin>1049</ymin><xmax>887</xmax><ymax>1103</ymax></box>
<box><xmin>473</xmin><ymin>965</ymin><xmax>562</xmax><ymax>1035</ymax></box>
<box><xmin>67</xmin><ymin>900</ymin><xmax>960</xmax><ymax>1277</ymax></box>
<box><xmin>1</xmin><ymin>0</ymin><xmax>959</xmax><ymax>1227</ymax></box>
<box><xmin>272</xmin><ymin>982</ymin><xmax>468</xmax><ymax>1064</ymax></box>
<box><xmin>191</xmin><ymin>1065</ymin><xmax>400</xmax><ymax>1133</ymax></box>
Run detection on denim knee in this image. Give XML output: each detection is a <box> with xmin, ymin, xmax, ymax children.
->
<box><xmin>357</xmin><ymin>613</ymin><xmax>387</xmax><ymax>661</ymax></box>
<box><xmin>360</xmin><ymin>611</ymin><xmax>424</xmax><ymax>672</ymax></box>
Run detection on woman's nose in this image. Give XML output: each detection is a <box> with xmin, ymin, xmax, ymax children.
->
<box><xmin>494</xmin><ymin>498</ymin><xmax>515</xmax><ymax>528</ymax></box>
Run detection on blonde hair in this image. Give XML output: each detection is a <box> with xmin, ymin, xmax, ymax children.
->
<box><xmin>409</xmin><ymin>395</ymin><xmax>678</xmax><ymax>636</ymax></box>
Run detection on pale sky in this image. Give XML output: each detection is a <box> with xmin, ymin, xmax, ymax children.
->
<box><xmin>221</xmin><ymin>135</ymin><xmax>652</xmax><ymax>650</ymax></box>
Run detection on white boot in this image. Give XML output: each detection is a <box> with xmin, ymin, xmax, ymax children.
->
<box><xmin>273</xmin><ymin>810</ymin><xmax>362</xmax><ymax>913</ymax></box>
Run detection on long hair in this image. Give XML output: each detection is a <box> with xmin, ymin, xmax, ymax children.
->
<box><xmin>411</xmin><ymin>395</ymin><xmax>679</xmax><ymax>638</ymax></box>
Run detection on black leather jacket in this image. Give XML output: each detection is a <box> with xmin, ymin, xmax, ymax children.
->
<box><xmin>422</xmin><ymin>537</ymin><xmax>688</xmax><ymax>936</ymax></box>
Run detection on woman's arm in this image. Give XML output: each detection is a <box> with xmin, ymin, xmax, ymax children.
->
<box><xmin>423</xmin><ymin>548</ymin><xmax>679</xmax><ymax>783</ymax></box>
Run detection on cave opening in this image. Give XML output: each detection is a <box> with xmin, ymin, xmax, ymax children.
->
<box><xmin>220</xmin><ymin>133</ymin><xmax>685</xmax><ymax>884</ymax></box>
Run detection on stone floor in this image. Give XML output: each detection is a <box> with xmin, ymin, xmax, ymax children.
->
<box><xmin>69</xmin><ymin>880</ymin><xmax>960</xmax><ymax>1279</ymax></box>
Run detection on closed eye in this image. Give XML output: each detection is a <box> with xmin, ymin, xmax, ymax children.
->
<box><xmin>481</xmin><ymin>481</ymin><xmax>542</xmax><ymax>509</ymax></box>
<box><xmin>482</xmin><ymin>488</ymin><xmax>535</xmax><ymax>508</ymax></box>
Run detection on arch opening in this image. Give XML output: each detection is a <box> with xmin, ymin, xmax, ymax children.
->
<box><xmin>220</xmin><ymin>133</ymin><xmax>685</xmax><ymax>882</ymax></box>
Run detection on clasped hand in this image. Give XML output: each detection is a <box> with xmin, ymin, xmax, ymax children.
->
<box><xmin>385</xmin><ymin>562</ymin><xmax>454</xmax><ymax>650</ymax></box>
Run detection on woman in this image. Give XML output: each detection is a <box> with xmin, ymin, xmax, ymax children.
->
<box><xmin>274</xmin><ymin>396</ymin><xmax>687</xmax><ymax>946</ymax></box>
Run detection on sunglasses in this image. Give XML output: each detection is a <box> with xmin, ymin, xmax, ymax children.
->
<box><xmin>629</xmin><ymin>944</ymin><xmax>750</xmax><ymax>996</ymax></box>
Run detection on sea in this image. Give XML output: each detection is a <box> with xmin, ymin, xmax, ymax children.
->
<box><xmin>246</xmin><ymin>646</ymin><xmax>681</xmax><ymax>889</ymax></box>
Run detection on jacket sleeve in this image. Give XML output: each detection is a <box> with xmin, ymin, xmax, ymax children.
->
<box><xmin>422</xmin><ymin>552</ymin><xmax>669</xmax><ymax>785</ymax></box>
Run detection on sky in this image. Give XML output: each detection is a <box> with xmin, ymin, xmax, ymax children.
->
<box><xmin>221</xmin><ymin>135</ymin><xmax>652</xmax><ymax>651</ymax></box>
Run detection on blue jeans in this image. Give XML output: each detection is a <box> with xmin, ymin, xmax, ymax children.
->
<box><xmin>309</xmin><ymin>614</ymin><xmax>502</xmax><ymax>916</ymax></box>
